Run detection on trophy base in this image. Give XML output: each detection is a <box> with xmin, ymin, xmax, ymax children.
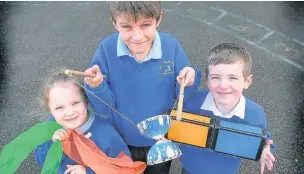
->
<box><xmin>147</xmin><ymin>140</ymin><xmax>182</xmax><ymax>166</ymax></box>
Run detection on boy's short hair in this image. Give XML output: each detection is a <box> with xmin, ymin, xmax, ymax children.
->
<box><xmin>205</xmin><ymin>43</ymin><xmax>252</xmax><ymax>78</ymax></box>
<box><xmin>108</xmin><ymin>1</ymin><xmax>161</xmax><ymax>23</ymax></box>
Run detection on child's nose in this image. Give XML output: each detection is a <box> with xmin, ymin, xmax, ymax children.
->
<box><xmin>132</xmin><ymin>28</ymin><xmax>143</xmax><ymax>41</ymax></box>
<box><xmin>65</xmin><ymin>107</ymin><xmax>74</xmax><ymax>116</ymax></box>
<box><xmin>219</xmin><ymin>79</ymin><xmax>229</xmax><ymax>89</ymax></box>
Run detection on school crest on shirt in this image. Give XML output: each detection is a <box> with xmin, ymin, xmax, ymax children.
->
<box><xmin>159</xmin><ymin>61</ymin><xmax>174</xmax><ymax>75</ymax></box>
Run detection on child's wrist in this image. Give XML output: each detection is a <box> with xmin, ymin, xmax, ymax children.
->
<box><xmin>87</xmin><ymin>81</ymin><xmax>106</xmax><ymax>92</ymax></box>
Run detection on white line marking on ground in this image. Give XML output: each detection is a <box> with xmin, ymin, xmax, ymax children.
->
<box><xmin>215</xmin><ymin>10</ymin><xmax>227</xmax><ymax>21</ymax></box>
<box><xmin>257</xmin><ymin>31</ymin><xmax>274</xmax><ymax>44</ymax></box>
<box><xmin>178</xmin><ymin>12</ymin><xmax>303</xmax><ymax>71</ymax></box>
<box><xmin>204</xmin><ymin>4</ymin><xmax>304</xmax><ymax>47</ymax></box>
<box><xmin>172</xmin><ymin>3</ymin><xmax>303</xmax><ymax>71</ymax></box>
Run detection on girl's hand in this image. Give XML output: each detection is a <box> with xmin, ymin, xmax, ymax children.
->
<box><xmin>52</xmin><ymin>128</ymin><xmax>70</xmax><ymax>142</ymax></box>
<box><xmin>64</xmin><ymin>165</ymin><xmax>86</xmax><ymax>174</ymax></box>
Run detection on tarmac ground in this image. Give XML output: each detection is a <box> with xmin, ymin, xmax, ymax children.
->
<box><xmin>0</xmin><ymin>2</ymin><xmax>303</xmax><ymax>174</ymax></box>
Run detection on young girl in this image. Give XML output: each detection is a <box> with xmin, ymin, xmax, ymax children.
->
<box><xmin>34</xmin><ymin>71</ymin><xmax>145</xmax><ymax>174</ymax></box>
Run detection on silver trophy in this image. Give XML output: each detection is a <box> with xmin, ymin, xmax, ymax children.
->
<box><xmin>137</xmin><ymin>114</ymin><xmax>182</xmax><ymax>165</ymax></box>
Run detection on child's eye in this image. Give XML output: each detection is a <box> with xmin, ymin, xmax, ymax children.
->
<box><xmin>230</xmin><ymin>77</ymin><xmax>238</xmax><ymax>80</ymax></box>
<box><xmin>55</xmin><ymin>107</ymin><xmax>63</xmax><ymax>111</ymax></box>
<box><xmin>72</xmin><ymin>101</ymin><xmax>80</xmax><ymax>106</ymax></box>
<box><xmin>142</xmin><ymin>24</ymin><xmax>151</xmax><ymax>28</ymax></box>
<box><xmin>122</xmin><ymin>25</ymin><xmax>131</xmax><ymax>29</ymax></box>
<box><xmin>211</xmin><ymin>77</ymin><xmax>219</xmax><ymax>79</ymax></box>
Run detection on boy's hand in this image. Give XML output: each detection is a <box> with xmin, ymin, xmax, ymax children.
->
<box><xmin>52</xmin><ymin>128</ymin><xmax>70</xmax><ymax>142</ymax></box>
<box><xmin>260</xmin><ymin>140</ymin><xmax>276</xmax><ymax>174</ymax></box>
<box><xmin>84</xmin><ymin>65</ymin><xmax>104</xmax><ymax>88</ymax></box>
<box><xmin>64</xmin><ymin>165</ymin><xmax>86</xmax><ymax>174</ymax></box>
<box><xmin>177</xmin><ymin>67</ymin><xmax>195</xmax><ymax>87</ymax></box>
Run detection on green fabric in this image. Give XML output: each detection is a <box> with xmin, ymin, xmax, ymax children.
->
<box><xmin>41</xmin><ymin>140</ymin><xmax>63</xmax><ymax>174</ymax></box>
<box><xmin>0</xmin><ymin>121</ymin><xmax>62</xmax><ymax>173</ymax></box>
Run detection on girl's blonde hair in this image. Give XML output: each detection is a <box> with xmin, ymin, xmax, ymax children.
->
<box><xmin>42</xmin><ymin>69</ymin><xmax>88</xmax><ymax>110</ymax></box>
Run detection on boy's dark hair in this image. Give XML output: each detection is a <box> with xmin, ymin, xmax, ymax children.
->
<box><xmin>43</xmin><ymin>69</ymin><xmax>88</xmax><ymax>110</ymax></box>
<box><xmin>205</xmin><ymin>43</ymin><xmax>252</xmax><ymax>78</ymax></box>
<box><xmin>109</xmin><ymin>1</ymin><xmax>161</xmax><ymax>23</ymax></box>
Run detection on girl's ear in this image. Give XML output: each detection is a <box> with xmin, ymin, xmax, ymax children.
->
<box><xmin>244</xmin><ymin>74</ymin><xmax>253</xmax><ymax>90</ymax></box>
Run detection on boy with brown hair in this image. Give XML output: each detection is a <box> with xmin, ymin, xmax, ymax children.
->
<box><xmin>84</xmin><ymin>2</ymin><xmax>201</xmax><ymax>173</ymax></box>
<box><xmin>179</xmin><ymin>43</ymin><xmax>276</xmax><ymax>174</ymax></box>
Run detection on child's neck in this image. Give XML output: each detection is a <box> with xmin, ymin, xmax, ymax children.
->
<box><xmin>130</xmin><ymin>47</ymin><xmax>152</xmax><ymax>62</ymax></box>
<box><xmin>214</xmin><ymin>99</ymin><xmax>240</xmax><ymax>116</ymax></box>
<box><xmin>216</xmin><ymin>105</ymin><xmax>233</xmax><ymax>115</ymax></box>
<box><xmin>134</xmin><ymin>54</ymin><xmax>146</xmax><ymax>62</ymax></box>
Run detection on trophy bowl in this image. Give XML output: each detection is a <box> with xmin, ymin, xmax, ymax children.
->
<box><xmin>137</xmin><ymin>114</ymin><xmax>171</xmax><ymax>139</ymax></box>
<box><xmin>137</xmin><ymin>114</ymin><xmax>182</xmax><ymax>165</ymax></box>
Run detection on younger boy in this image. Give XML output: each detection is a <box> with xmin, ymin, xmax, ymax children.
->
<box><xmin>179</xmin><ymin>43</ymin><xmax>276</xmax><ymax>174</ymax></box>
<box><xmin>84</xmin><ymin>2</ymin><xmax>201</xmax><ymax>173</ymax></box>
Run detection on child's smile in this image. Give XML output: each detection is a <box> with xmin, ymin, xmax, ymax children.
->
<box><xmin>48</xmin><ymin>82</ymin><xmax>88</xmax><ymax>129</ymax></box>
<box><xmin>64</xmin><ymin>115</ymin><xmax>78</xmax><ymax>121</ymax></box>
<box><xmin>207</xmin><ymin>60</ymin><xmax>252</xmax><ymax>110</ymax></box>
<box><xmin>217</xmin><ymin>91</ymin><xmax>233</xmax><ymax>95</ymax></box>
<box><xmin>113</xmin><ymin>13</ymin><xmax>162</xmax><ymax>60</ymax></box>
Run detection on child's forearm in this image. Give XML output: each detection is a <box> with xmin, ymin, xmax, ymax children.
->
<box><xmin>192</xmin><ymin>66</ymin><xmax>202</xmax><ymax>87</ymax></box>
<box><xmin>85</xmin><ymin>81</ymin><xmax>115</xmax><ymax>119</ymax></box>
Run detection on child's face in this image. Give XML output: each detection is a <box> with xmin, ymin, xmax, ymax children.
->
<box><xmin>48</xmin><ymin>82</ymin><xmax>88</xmax><ymax>129</ymax></box>
<box><xmin>207</xmin><ymin>60</ymin><xmax>252</xmax><ymax>108</ymax></box>
<box><xmin>113</xmin><ymin>13</ymin><xmax>163</xmax><ymax>57</ymax></box>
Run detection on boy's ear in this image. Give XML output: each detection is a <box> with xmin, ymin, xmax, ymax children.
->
<box><xmin>156</xmin><ymin>11</ymin><xmax>163</xmax><ymax>27</ymax></box>
<box><xmin>112</xmin><ymin>21</ymin><xmax>118</xmax><ymax>31</ymax></box>
<box><xmin>244</xmin><ymin>74</ymin><xmax>253</xmax><ymax>90</ymax></box>
<box><xmin>204</xmin><ymin>73</ymin><xmax>208</xmax><ymax>88</ymax></box>
<box><xmin>110</xmin><ymin>16</ymin><xmax>118</xmax><ymax>31</ymax></box>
